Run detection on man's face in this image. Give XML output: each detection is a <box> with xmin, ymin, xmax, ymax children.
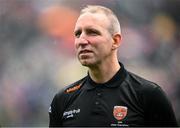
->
<box><xmin>74</xmin><ymin>12</ymin><xmax>114</xmax><ymax>67</ymax></box>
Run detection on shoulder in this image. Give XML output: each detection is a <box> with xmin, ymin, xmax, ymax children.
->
<box><xmin>126</xmin><ymin>71</ymin><xmax>160</xmax><ymax>92</ymax></box>
<box><xmin>55</xmin><ymin>76</ymin><xmax>87</xmax><ymax>99</ymax></box>
<box><xmin>50</xmin><ymin>76</ymin><xmax>87</xmax><ymax>111</ymax></box>
<box><xmin>126</xmin><ymin>71</ymin><xmax>169</xmax><ymax>105</ymax></box>
<box><xmin>124</xmin><ymin>71</ymin><xmax>167</xmax><ymax>103</ymax></box>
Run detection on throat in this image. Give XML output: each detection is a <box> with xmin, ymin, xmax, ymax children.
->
<box><xmin>89</xmin><ymin>63</ymin><xmax>120</xmax><ymax>84</ymax></box>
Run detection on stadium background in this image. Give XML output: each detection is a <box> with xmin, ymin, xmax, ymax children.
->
<box><xmin>0</xmin><ymin>0</ymin><xmax>179</xmax><ymax>126</ymax></box>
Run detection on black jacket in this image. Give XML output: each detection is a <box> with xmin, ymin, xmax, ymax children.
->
<box><xmin>49</xmin><ymin>63</ymin><xmax>178</xmax><ymax>127</ymax></box>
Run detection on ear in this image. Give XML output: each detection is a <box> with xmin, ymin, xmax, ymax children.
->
<box><xmin>112</xmin><ymin>33</ymin><xmax>122</xmax><ymax>50</ymax></box>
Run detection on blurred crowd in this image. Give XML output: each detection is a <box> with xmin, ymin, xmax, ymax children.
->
<box><xmin>0</xmin><ymin>0</ymin><xmax>179</xmax><ymax>126</ymax></box>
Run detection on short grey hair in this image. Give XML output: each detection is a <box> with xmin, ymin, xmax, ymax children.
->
<box><xmin>80</xmin><ymin>5</ymin><xmax>121</xmax><ymax>35</ymax></box>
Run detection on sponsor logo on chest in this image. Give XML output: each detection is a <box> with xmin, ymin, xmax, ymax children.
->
<box><xmin>63</xmin><ymin>108</ymin><xmax>80</xmax><ymax>119</ymax></box>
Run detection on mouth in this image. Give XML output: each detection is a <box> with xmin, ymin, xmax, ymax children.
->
<box><xmin>79</xmin><ymin>49</ymin><xmax>93</xmax><ymax>54</ymax></box>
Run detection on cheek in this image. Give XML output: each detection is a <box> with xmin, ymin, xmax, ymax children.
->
<box><xmin>74</xmin><ymin>39</ymin><xmax>79</xmax><ymax>49</ymax></box>
<box><xmin>96</xmin><ymin>38</ymin><xmax>112</xmax><ymax>49</ymax></box>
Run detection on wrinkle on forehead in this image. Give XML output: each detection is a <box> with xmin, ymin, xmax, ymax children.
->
<box><xmin>75</xmin><ymin>12</ymin><xmax>110</xmax><ymax>31</ymax></box>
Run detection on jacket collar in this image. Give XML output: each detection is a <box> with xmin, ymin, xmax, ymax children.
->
<box><xmin>83</xmin><ymin>62</ymin><xmax>127</xmax><ymax>90</ymax></box>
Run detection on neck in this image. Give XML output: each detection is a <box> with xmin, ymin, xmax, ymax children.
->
<box><xmin>88</xmin><ymin>59</ymin><xmax>120</xmax><ymax>83</ymax></box>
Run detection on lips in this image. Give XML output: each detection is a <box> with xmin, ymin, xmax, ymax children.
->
<box><xmin>79</xmin><ymin>49</ymin><xmax>93</xmax><ymax>54</ymax></box>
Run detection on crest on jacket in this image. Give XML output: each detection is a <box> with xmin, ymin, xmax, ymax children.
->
<box><xmin>113</xmin><ymin>106</ymin><xmax>128</xmax><ymax>121</ymax></box>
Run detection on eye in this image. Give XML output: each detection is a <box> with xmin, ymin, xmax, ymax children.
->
<box><xmin>74</xmin><ymin>30</ymin><xmax>82</xmax><ymax>38</ymax></box>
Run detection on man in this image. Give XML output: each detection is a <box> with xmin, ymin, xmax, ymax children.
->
<box><xmin>49</xmin><ymin>5</ymin><xmax>178</xmax><ymax>127</ymax></box>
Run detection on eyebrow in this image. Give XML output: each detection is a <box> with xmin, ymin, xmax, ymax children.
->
<box><xmin>86</xmin><ymin>28</ymin><xmax>101</xmax><ymax>34</ymax></box>
<box><xmin>74</xmin><ymin>26</ymin><xmax>101</xmax><ymax>33</ymax></box>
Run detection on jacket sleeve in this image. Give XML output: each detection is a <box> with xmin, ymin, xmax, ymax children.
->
<box><xmin>144</xmin><ymin>86</ymin><xmax>178</xmax><ymax>127</ymax></box>
<box><xmin>49</xmin><ymin>93</ymin><xmax>62</xmax><ymax>127</ymax></box>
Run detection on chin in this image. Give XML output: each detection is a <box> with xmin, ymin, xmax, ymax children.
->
<box><xmin>80</xmin><ymin>61</ymin><xmax>91</xmax><ymax>67</ymax></box>
<box><xmin>79</xmin><ymin>59</ymin><xmax>95</xmax><ymax>67</ymax></box>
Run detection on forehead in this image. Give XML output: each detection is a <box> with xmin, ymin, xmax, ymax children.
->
<box><xmin>75</xmin><ymin>12</ymin><xmax>110</xmax><ymax>30</ymax></box>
